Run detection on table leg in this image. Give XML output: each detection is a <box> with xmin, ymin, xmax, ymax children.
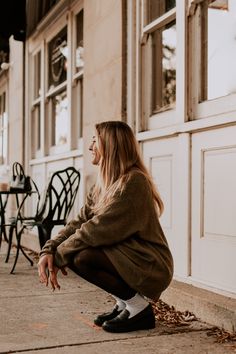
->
<box><xmin>10</xmin><ymin>225</ymin><xmax>33</xmax><ymax>274</ymax></box>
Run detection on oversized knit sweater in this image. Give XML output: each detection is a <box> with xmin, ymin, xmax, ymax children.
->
<box><xmin>40</xmin><ymin>171</ymin><xmax>173</xmax><ymax>299</ymax></box>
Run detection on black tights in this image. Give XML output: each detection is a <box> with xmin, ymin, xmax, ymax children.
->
<box><xmin>69</xmin><ymin>248</ymin><xmax>136</xmax><ymax>300</ymax></box>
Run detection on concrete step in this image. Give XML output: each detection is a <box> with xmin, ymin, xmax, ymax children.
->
<box><xmin>161</xmin><ymin>279</ymin><xmax>236</xmax><ymax>333</ymax></box>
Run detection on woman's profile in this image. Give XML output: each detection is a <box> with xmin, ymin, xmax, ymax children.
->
<box><xmin>38</xmin><ymin>121</ymin><xmax>173</xmax><ymax>333</ymax></box>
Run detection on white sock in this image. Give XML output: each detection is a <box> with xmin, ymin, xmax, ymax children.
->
<box><xmin>112</xmin><ymin>295</ymin><xmax>126</xmax><ymax>311</ymax></box>
<box><xmin>123</xmin><ymin>293</ymin><xmax>149</xmax><ymax>318</ymax></box>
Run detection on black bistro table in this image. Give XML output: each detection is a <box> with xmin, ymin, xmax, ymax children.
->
<box><xmin>0</xmin><ymin>189</ymin><xmax>34</xmax><ymax>273</ymax></box>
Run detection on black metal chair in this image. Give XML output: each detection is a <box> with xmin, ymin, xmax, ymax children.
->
<box><xmin>8</xmin><ymin>166</ymin><xmax>80</xmax><ymax>273</ymax></box>
<box><xmin>5</xmin><ymin>175</ymin><xmax>41</xmax><ymax>269</ymax></box>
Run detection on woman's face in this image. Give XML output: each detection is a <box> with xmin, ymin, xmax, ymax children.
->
<box><xmin>89</xmin><ymin>134</ymin><xmax>101</xmax><ymax>165</ymax></box>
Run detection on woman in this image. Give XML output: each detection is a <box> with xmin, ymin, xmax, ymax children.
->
<box><xmin>38</xmin><ymin>121</ymin><xmax>173</xmax><ymax>333</ymax></box>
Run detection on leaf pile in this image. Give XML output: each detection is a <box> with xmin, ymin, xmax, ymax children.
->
<box><xmin>151</xmin><ymin>299</ymin><xmax>197</xmax><ymax>327</ymax></box>
<box><xmin>207</xmin><ymin>326</ymin><xmax>236</xmax><ymax>343</ymax></box>
<box><xmin>151</xmin><ymin>299</ymin><xmax>236</xmax><ymax>344</ymax></box>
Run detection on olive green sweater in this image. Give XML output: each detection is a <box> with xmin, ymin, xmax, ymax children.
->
<box><xmin>40</xmin><ymin>171</ymin><xmax>173</xmax><ymax>299</ymax></box>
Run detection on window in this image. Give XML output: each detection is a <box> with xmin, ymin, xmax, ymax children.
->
<box><xmin>50</xmin><ymin>90</ymin><xmax>68</xmax><ymax>146</ymax></box>
<box><xmin>140</xmin><ymin>0</ymin><xmax>176</xmax><ymax>128</ymax></box>
<box><xmin>144</xmin><ymin>0</ymin><xmax>176</xmax><ymax>25</ymax></box>
<box><xmin>72</xmin><ymin>9</ymin><xmax>84</xmax><ymax>147</ymax></box>
<box><xmin>46</xmin><ymin>26</ymin><xmax>68</xmax><ymax>152</ymax></box>
<box><xmin>188</xmin><ymin>0</ymin><xmax>236</xmax><ymax>119</ymax></box>
<box><xmin>75</xmin><ymin>10</ymin><xmax>84</xmax><ymax>74</ymax></box>
<box><xmin>151</xmin><ymin>20</ymin><xmax>176</xmax><ymax>113</ymax></box>
<box><xmin>28</xmin><ymin>5</ymin><xmax>84</xmax><ymax>159</ymax></box>
<box><xmin>48</xmin><ymin>27</ymin><xmax>67</xmax><ymax>90</ymax></box>
<box><xmin>200</xmin><ymin>0</ymin><xmax>236</xmax><ymax>101</ymax></box>
<box><xmin>31</xmin><ymin>51</ymin><xmax>41</xmax><ymax>158</ymax></box>
<box><xmin>0</xmin><ymin>91</ymin><xmax>7</xmax><ymax>165</ymax></box>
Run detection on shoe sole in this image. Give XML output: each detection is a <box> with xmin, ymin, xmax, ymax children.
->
<box><xmin>102</xmin><ymin>318</ymin><xmax>155</xmax><ymax>333</ymax></box>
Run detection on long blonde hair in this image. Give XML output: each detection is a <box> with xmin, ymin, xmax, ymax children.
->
<box><xmin>92</xmin><ymin>121</ymin><xmax>164</xmax><ymax>216</ymax></box>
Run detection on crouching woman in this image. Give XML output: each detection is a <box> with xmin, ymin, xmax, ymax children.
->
<box><xmin>38</xmin><ymin>121</ymin><xmax>173</xmax><ymax>333</ymax></box>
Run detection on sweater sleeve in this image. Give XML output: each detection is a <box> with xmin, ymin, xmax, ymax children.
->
<box><xmin>39</xmin><ymin>187</ymin><xmax>94</xmax><ymax>256</ymax></box>
<box><xmin>54</xmin><ymin>175</ymin><xmax>147</xmax><ymax>268</ymax></box>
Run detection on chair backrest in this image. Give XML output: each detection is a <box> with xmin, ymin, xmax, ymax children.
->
<box><xmin>37</xmin><ymin>167</ymin><xmax>80</xmax><ymax>225</ymax></box>
<box><xmin>17</xmin><ymin>176</ymin><xmax>41</xmax><ymax>218</ymax></box>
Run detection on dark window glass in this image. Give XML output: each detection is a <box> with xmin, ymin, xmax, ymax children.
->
<box><xmin>48</xmin><ymin>27</ymin><xmax>67</xmax><ymax>89</ymax></box>
<box><xmin>76</xmin><ymin>10</ymin><xmax>84</xmax><ymax>72</ymax></box>
<box><xmin>152</xmin><ymin>21</ymin><xmax>176</xmax><ymax>113</ymax></box>
<box><xmin>146</xmin><ymin>0</ymin><xmax>176</xmax><ymax>25</ymax></box>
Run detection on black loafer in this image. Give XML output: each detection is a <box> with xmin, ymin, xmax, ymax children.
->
<box><xmin>94</xmin><ymin>305</ymin><xmax>122</xmax><ymax>327</ymax></box>
<box><xmin>102</xmin><ymin>303</ymin><xmax>155</xmax><ymax>333</ymax></box>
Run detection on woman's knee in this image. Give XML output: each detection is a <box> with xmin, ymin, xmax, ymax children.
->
<box><xmin>73</xmin><ymin>249</ymin><xmax>92</xmax><ymax>269</ymax></box>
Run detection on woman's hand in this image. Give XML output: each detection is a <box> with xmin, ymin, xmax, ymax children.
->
<box><xmin>38</xmin><ymin>254</ymin><xmax>67</xmax><ymax>291</ymax></box>
<box><xmin>48</xmin><ymin>266</ymin><xmax>68</xmax><ymax>291</ymax></box>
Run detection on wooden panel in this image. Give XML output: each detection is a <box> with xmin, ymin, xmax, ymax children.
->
<box><xmin>203</xmin><ymin>148</ymin><xmax>236</xmax><ymax>239</ymax></box>
<box><xmin>151</xmin><ymin>155</ymin><xmax>173</xmax><ymax>229</ymax></box>
<box><xmin>191</xmin><ymin>126</ymin><xmax>236</xmax><ymax>294</ymax></box>
<box><xmin>143</xmin><ymin>133</ymin><xmax>190</xmax><ymax>278</ymax></box>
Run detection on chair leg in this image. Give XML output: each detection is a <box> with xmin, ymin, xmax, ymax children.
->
<box><xmin>38</xmin><ymin>225</ymin><xmax>52</xmax><ymax>249</ymax></box>
<box><xmin>10</xmin><ymin>226</ymin><xmax>34</xmax><ymax>274</ymax></box>
<box><xmin>0</xmin><ymin>226</ymin><xmax>2</xmax><ymax>250</ymax></box>
<box><xmin>5</xmin><ymin>225</ymin><xmax>15</xmax><ymax>263</ymax></box>
<box><xmin>10</xmin><ymin>227</ymin><xmax>23</xmax><ymax>274</ymax></box>
<box><xmin>19</xmin><ymin>244</ymin><xmax>34</xmax><ymax>266</ymax></box>
<box><xmin>0</xmin><ymin>225</ymin><xmax>8</xmax><ymax>251</ymax></box>
<box><xmin>3</xmin><ymin>224</ymin><xmax>8</xmax><ymax>242</ymax></box>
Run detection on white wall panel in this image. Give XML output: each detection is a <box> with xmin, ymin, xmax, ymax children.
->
<box><xmin>203</xmin><ymin>148</ymin><xmax>236</xmax><ymax>239</ymax></box>
<box><xmin>143</xmin><ymin>134</ymin><xmax>190</xmax><ymax>278</ymax></box>
<box><xmin>192</xmin><ymin>126</ymin><xmax>236</xmax><ymax>294</ymax></box>
<box><xmin>151</xmin><ymin>155</ymin><xmax>173</xmax><ymax>230</ymax></box>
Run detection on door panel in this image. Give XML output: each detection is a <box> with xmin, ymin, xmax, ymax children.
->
<box><xmin>143</xmin><ymin>134</ymin><xmax>190</xmax><ymax>278</ymax></box>
<box><xmin>192</xmin><ymin>126</ymin><xmax>236</xmax><ymax>293</ymax></box>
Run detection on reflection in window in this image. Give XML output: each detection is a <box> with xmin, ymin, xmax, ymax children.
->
<box><xmin>31</xmin><ymin>51</ymin><xmax>41</xmax><ymax>157</ymax></box>
<box><xmin>48</xmin><ymin>27</ymin><xmax>67</xmax><ymax>89</ymax></box>
<box><xmin>34</xmin><ymin>52</ymin><xmax>41</xmax><ymax>99</ymax></box>
<box><xmin>32</xmin><ymin>104</ymin><xmax>41</xmax><ymax>154</ymax></box>
<box><xmin>72</xmin><ymin>78</ymin><xmax>83</xmax><ymax>139</ymax></box>
<box><xmin>203</xmin><ymin>0</ymin><xmax>236</xmax><ymax>100</ymax></box>
<box><xmin>145</xmin><ymin>0</ymin><xmax>176</xmax><ymax>25</ymax></box>
<box><xmin>0</xmin><ymin>92</ymin><xmax>7</xmax><ymax>164</ymax></box>
<box><xmin>51</xmin><ymin>91</ymin><xmax>68</xmax><ymax>146</ymax></box>
<box><xmin>152</xmin><ymin>21</ymin><xmax>176</xmax><ymax>113</ymax></box>
<box><xmin>76</xmin><ymin>10</ymin><xmax>84</xmax><ymax>72</ymax></box>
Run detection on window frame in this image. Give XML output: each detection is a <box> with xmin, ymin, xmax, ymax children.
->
<box><xmin>137</xmin><ymin>0</ymin><xmax>184</xmax><ymax>132</ymax></box>
<box><xmin>30</xmin><ymin>48</ymin><xmax>42</xmax><ymax>159</ymax></box>
<box><xmin>27</xmin><ymin>2</ymin><xmax>84</xmax><ymax>161</ymax></box>
<box><xmin>45</xmin><ymin>18</ymin><xmax>70</xmax><ymax>156</ymax></box>
<box><xmin>71</xmin><ymin>3</ymin><xmax>84</xmax><ymax>151</ymax></box>
<box><xmin>188</xmin><ymin>0</ymin><xmax>236</xmax><ymax>121</ymax></box>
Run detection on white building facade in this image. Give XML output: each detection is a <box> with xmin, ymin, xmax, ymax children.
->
<box><xmin>0</xmin><ymin>0</ymin><xmax>235</xmax><ymax>319</ymax></box>
<box><xmin>128</xmin><ymin>0</ymin><xmax>236</xmax><ymax>298</ymax></box>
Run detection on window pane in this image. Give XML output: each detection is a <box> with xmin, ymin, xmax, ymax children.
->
<box><xmin>48</xmin><ymin>27</ymin><xmax>67</xmax><ymax>89</ymax></box>
<box><xmin>76</xmin><ymin>10</ymin><xmax>84</xmax><ymax>73</ymax></box>
<box><xmin>33</xmin><ymin>52</ymin><xmax>41</xmax><ymax>99</ymax></box>
<box><xmin>145</xmin><ymin>0</ymin><xmax>176</xmax><ymax>25</ymax></box>
<box><xmin>51</xmin><ymin>91</ymin><xmax>68</xmax><ymax>146</ymax></box>
<box><xmin>31</xmin><ymin>104</ymin><xmax>41</xmax><ymax>155</ymax></box>
<box><xmin>205</xmin><ymin>0</ymin><xmax>236</xmax><ymax>100</ymax></box>
<box><xmin>72</xmin><ymin>78</ymin><xmax>83</xmax><ymax>140</ymax></box>
<box><xmin>152</xmin><ymin>21</ymin><xmax>176</xmax><ymax>113</ymax></box>
<box><xmin>0</xmin><ymin>92</ymin><xmax>7</xmax><ymax>164</ymax></box>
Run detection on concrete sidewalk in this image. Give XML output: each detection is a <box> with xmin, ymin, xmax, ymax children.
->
<box><xmin>0</xmin><ymin>242</ymin><xmax>235</xmax><ymax>354</ymax></box>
